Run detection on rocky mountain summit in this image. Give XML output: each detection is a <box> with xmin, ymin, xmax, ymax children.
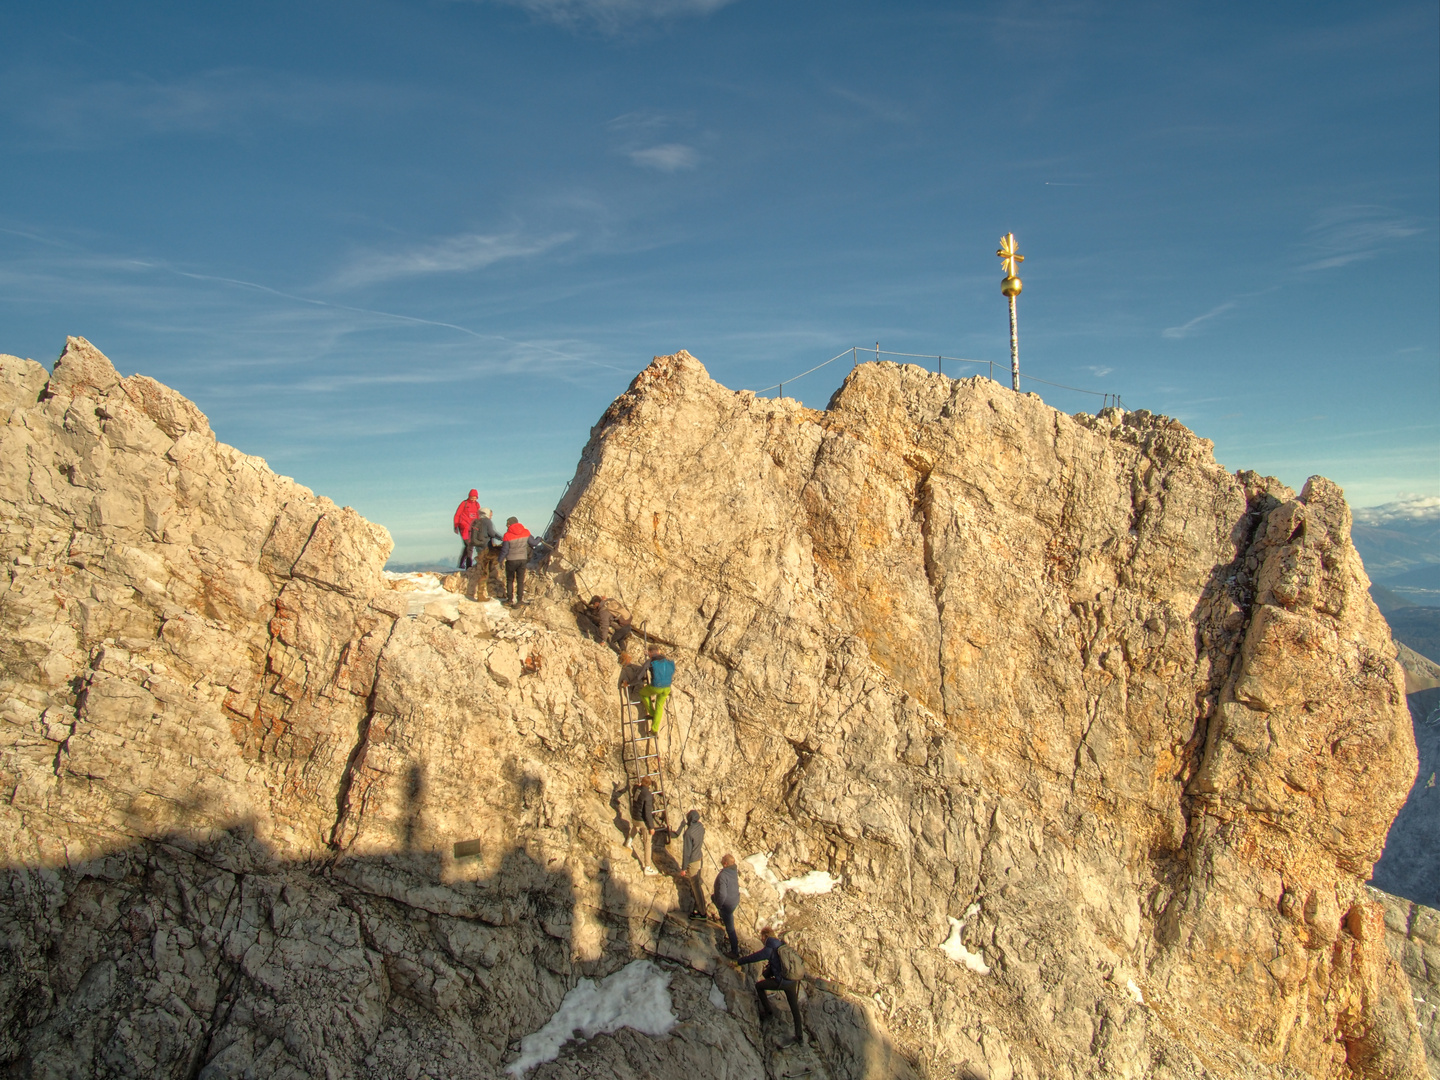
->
<box><xmin>0</xmin><ymin>339</ymin><xmax>1431</xmax><ymax>1078</ymax></box>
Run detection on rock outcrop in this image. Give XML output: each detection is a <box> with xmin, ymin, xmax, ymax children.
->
<box><xmin>0</xmin><ymin>341</ymin><xmax>1427</xmax><ymax>1078</ymax></box>
<box><xmin>1378</xmin><ymin>889</ymin><xmax>1440</xmax><ymax>1076</ymax></box>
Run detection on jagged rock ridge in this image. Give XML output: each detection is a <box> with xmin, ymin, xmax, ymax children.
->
<box><xmin>0</xmin><ymin>340</ymin><xmax>1428</xmax><ymax>1078</ymax></box>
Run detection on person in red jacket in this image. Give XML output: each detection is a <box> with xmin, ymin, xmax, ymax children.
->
<box><xmin>501</xmin><ymin>517</ymin><xmax>538</xmax><ymax>604</ymax></box>
<box><xmin>453</xmin><ymin>490</ymin><xmax>481</xmax><ymax>569</ymax></box>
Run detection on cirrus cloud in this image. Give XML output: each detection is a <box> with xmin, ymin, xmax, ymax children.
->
<box><xmin>1299</xmin><ymin>205</ymin><xmax>1421</xmax><ymax>271</ymax></box>
<box><xmin>331</xmin><ymin>231</ymin><xmax>572</xmax><ymax>289</ymax></box>
<box><xmin>488</xmin><ymin>0</ymin><xmax>738</xmax><ymax>32</ymax></box>
<box><xmin>1162</xmin><ymin>300</ymin><xmax>1237</xmax><ymax>340</ymax></box>
<box><xmin>628</xmin><ymin>143</ymin><xmax>699</xmax><ymax>171</ymax></box>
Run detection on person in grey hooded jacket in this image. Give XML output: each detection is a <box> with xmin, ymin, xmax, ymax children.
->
<box><xmin>711</xmin><ymin>853</ymin><xmax>740</xmax><ymax>958</ymax></box>
<box><xmin>672</xmin><ymin>809</ymin><xmax>708</xmax><ymax>920</ymax></box>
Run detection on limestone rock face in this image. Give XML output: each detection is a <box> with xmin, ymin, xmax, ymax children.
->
<box><xmin>0</xmin><ymin>342</ymin><xmax>1426</xmax><ymax>1079</ymax></box>
<box><xmin>1378</xmin><ymin>889</ymin><xmax>1440</xmax><ymax>1077</ymax></box>
<box><xmin>0</xmin><ymin>337</ymin><xmax>391</xmax><ymax>861</ymax></box>
<box><xmin>551</xmin><ymin>352</ymin><xmax>1424</xmax><ymax>1078</ymax></box>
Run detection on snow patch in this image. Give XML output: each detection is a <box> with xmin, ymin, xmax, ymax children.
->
<box><xmin>939</xmin><ymin>903</ymin><xmax>990</xmax><ymax>974</ymax></box>
<box><xmin>779</xmin><ymin>870</ymin><xmax>841</xmax><ymax>897</ymax></box>
<box><xmin>505</xmin><ymin>959</ymin><xmax>675</xmax><ymax>1076</ymax></box>
<box><xmin>743</xmin><ymin>855</ymin><xmax>840</xmax><ymax>901</ymax></box>
<box><xmin>383</xmin><ymin>571</ymin><xmax>511</xmax><ymax>620</ymax></box>
<box><xmin>1125</xmin><ymin>978</ymin><xmax>1144</xmax><ymax>1005</ymax></box>
<box><xmin>708</xmin><ymin>981</ymin><xmax>728</xmax><ymax>1011</ymax></box>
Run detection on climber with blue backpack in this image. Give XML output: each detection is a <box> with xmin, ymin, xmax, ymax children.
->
<box><xmin>738</xmin><ymin>927</ymin><xmax>806</xmax><ymax>1046</ymax></box>
<box><xmin>637</xmin><ymin>644</ymin><xmax>675</xmax><ymax>736</ymax></box>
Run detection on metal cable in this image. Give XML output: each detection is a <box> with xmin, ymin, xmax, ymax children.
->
<box><xmin>751</xmin><ymin>349</ymin><xmax>853</xmax><ymax>394</ymax></box>
<box><xmin>749</xmin><ymin>345</ymin><xmax>1121</xmax><ymax>406</ymax></box>
<box><xmin>1018</xmin><ymin>372</ymin><xmax>1109</xmax><ymax>398</ymax></box>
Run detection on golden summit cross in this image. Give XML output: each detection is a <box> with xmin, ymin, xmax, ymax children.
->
<box><xmin>997</xmin><ymin>232</ymin><xmax>1024</xmax><ymax>279</ymax></box>
<box><xmin>996</xmin><ymin>233</ymin><xmax>1024</xmax><ymax>391</ymax></box>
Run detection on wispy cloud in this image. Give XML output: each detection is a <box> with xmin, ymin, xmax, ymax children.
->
<box><xmin>1</xmin><ymin>67</ymin><xmax>415</xmax><ymax>146</ymax></box>
<box><xmin>827</xmin><ymin>86</ymin><xmax>916</xmax><ymax>127</ymax></box>
<box><xmin>1162</xmin><ymin>301</ymin><xmax>1237</xmax><ymax>340</ymax></box>
<box><xmin>1299</xmin><ymin>205</ymin><xmax>1421</xmax><ymax>271</ymax></box>
<box><xmin>331</xmin><ymin>231</ymin><xmax>572</xmax><ymax>288</ymax></box>
<box><xmin>607</xmin><ymin>110</ymin><xmax>694</xmax><ymax>133</ymax></box>
<box><xmin>487</xmin><ymin>0</ymin><xmax>738</xmax><ymax>32</ymax></box>
<box><xmin>628</xmin><ymin>144</ymin><xmax>699</xmax><ymax>171</ymax></box>
<box><xmin>1085</xmin><ymin>364</ymin><xmax>1113</xmax><ymax>377</ymax></box>
<box><xmin>606</xmin><ymin>111</ymin><xmax>703</xmax><ymax>171</ymax></box>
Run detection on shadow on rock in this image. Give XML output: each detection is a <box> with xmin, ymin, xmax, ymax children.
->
<box><xmin>0</xmin><ymin>823</ymin><xmax>918</xmax><ymax>1080</ymax></box>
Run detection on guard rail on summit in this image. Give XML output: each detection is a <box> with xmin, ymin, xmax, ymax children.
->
<box><xmin>752</xmin><ymin>344</ymin><xmax>1125</xmax><ymax>412</ymax></box>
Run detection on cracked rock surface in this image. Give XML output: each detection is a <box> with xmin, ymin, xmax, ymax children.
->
<box><xmin>0</xmin><ymin>341</ymin><xmax>1429</xmax><ymax>1078</ymax></box>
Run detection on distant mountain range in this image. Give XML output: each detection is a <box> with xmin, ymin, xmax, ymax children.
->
<box><xmin>1354</xmin><ymin>497</ymin><xmax>1440</xmax><ymax>667</ymax></box>
<box><xmin>1353</xmin><ymin>496</ymin><xmax>1440</xmax><ymax>587</ymax></box>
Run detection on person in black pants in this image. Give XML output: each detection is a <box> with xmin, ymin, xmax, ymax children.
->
<box><xmin>711</xmin><ymin>853</ymin><xmax>740</xmax><ymax>958</ymax></box>
<box><xmin>738</xmin><ymin>928</ymin><xmax>803</xmax><ymax>1045</ymax></box>
<box><xmin>500</xmin><ymin>517</ymin><xmax>540</xmax><ymax>605</ymax></box>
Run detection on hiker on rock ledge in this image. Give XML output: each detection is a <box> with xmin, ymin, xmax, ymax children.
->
<box><xmin>583</xmin><ymin>594</ymin><xmax>633</xmax><ymax>653</ymax></box>
<box><xmin>501</xmin><ymin>517</ymin><xmax>539</xmax><ymax>605</ymax></box>
<box><xmin>712</xmin><ymin>853</ymin><xmax>740</xmax><ymax>959</ymax></box>
<box><xmin>671</xmin><ymin>809</ymin><xmax>708</xmax><ymax>922</ymax></box>
<box><xmin>629</xmin><ymin>776</ymin><xmax>660</xmax><ymax>876</ymax></box>
<box><xmin>470</xmin><ymin>507</ymin><xmax>503</xmax><ymax>594</ymax></box>
<box><xmin>739</xmin><ymin>927</ymin><xmax>806</xmax><ymax>1046</ymax></box>
<box><xmin>453</xmin><ymin>489</ymin><xmax>481</xmax><ymax>569</ymax></box>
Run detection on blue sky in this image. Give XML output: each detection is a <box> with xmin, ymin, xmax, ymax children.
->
<box><xmin>2</xmin><ymin>0</ymin><xmax>1436</xmax><ymax>565</ymax></box>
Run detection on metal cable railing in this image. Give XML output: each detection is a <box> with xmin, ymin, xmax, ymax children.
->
<box><xmin>751</xmin><ymin>344</ymin><xmax>1124</xmax><ymax>411</ymax></box>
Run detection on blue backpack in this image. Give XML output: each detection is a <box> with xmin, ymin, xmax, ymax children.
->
<box><xmin>649</xmin><ymin>657</ymin><xmax>675</xmax><ymax>688</ymax></box>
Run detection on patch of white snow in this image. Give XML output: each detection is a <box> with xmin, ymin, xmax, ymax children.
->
<box><xmin>778</xmin><ymin>870</ymin><xmax>841</xmax><ymax>897</ymax></box>
<box><xmin>708</xmin><ymin>981</ymin><xmax>728</xmax><ymax>1011</ymax></box>
<box><xmin>938</xmin><ymin>903</ymin><xmax>990</xmax><ymax>975</ymax></box>
<box><xmin>505</xmin><ymin>959</ymin><xmax>675</xmax><ymax>1076</ymax></box>
<box><xmin>1125</xmin><ymin>978</ymin><xmax>1144</xmax><ymax>1005</ymax></box>
<box><xmin>744</xmin><ymin>855</ymin><xmax>840</xmax><ymax>901</ymax></box>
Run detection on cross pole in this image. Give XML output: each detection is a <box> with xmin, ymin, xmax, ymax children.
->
<box><xmin>997</xmin><ymin>233</ymin><xmax>1024</xmax><ymax>391</ymax></box>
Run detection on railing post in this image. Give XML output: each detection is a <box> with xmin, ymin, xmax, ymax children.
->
<box><xmin>853</xmin><ymin>346</ymin><xmax>857</xmax><ymax>368</ymax></box>
<box><xmin>938</xmin><ymin>355</ymin><xmax>942</xmax><ymax>375</ymax></box>
<box><xmin>876</xmin><ymin>341</ymin><xmax>880</xmax><ymax>364</ymax></box>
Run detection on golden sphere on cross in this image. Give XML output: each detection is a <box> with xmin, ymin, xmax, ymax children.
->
<box><xmin>1001</xmin><ymin>275</ymin><xmax>1022</xmax><ymax>297</ymax></box>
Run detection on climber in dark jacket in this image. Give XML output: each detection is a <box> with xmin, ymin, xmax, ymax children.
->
<box><xmin>671</xmin><ymin>809</ymin><xmax>708</xmax><ymax>920</ymax></box>
<box><xmin>469</xmin><ymin>509</ymin><xmax>502</xmax><ymax>591</ymax></box>
<box><xmin>739</xmin><ymin>928</ymin><xmax>803</xmax><ymax>1044</ymax></box>
<box><xmin>711</xmin><ymin>853</ymin><xmax>740</xmax><ymax>958</ymax></box>
<box><xmin>629</xmin><ymin>776</ymin><xmax>659</xmax><ymax>875</ymax></box>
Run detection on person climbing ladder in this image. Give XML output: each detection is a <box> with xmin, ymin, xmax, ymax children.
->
<box><xmin>637</xmin><ymin>644</ymin><xmax>674</xmax><ymax>736</ymax></box>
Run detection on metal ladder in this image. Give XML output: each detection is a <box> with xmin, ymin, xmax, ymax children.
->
<box><xmin>619</xmin><ymin>687</ymin><xmax>671</xmax><ymax>832</ymax></box>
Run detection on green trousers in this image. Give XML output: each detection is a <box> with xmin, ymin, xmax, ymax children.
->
<box><xmin>639</xmin><ymin>685</ymin><xmax>671</xmax><ymax>735</ymax></box>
